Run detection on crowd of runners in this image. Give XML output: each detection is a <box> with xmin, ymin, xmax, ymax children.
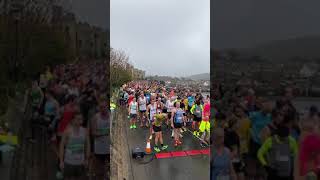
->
<box><xmin>211</xmin><ymin>83</ymin><xmax>320</xmax><ymax>180</ymax></box>
<box><xmin>118</xmin><ymin>80</ymin><xmax>211</xmax><ymax>153</ymax></box>
<box><xmin>29</xmin><ymin>60</ymin><xmax>109</xmax><ymax>180</ymax></box>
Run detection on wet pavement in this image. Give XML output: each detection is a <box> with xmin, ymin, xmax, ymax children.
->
<box><xmin>126</xmin><ymin>119</ymin><xmax>210</xmax><ymax>180</ymax></box>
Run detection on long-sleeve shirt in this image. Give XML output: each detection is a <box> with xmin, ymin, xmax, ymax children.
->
<box><xmin>257</xmin><ymin>135</ymin><xmax>298</xmax><ymax>166</ymax></box>
<box><xmin>190</xmin><ymin>104</ymin><xmax>203</xmax><ymax>115</ymax></box>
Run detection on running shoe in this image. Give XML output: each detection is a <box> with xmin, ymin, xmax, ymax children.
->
<box><xmin>196</xmin><ymin>132</ymin><xmax>200</xmax><ymax>137</ymax></box>
<box><xmin>154</xmin><ymin>147</ymin><xmax>161</xmax><ymax>153</ymax></box>
<box><xmin>179</xmin><ymin>134</ymin><xmax>183</xmax><ymax>138</ymax></box>
<box><xmin>193</xmin><ymin>131</ymin><xmax>197</xmax><ymax>136</ymax></box>
<box><xmin>180</xmin><ymin>129</ymin><xmax>184</xmax><ymax>133</ymax></box>
<box><xmin>171</xmin><ymin>131</ymin><xmax>174</xmax><ymax>138</ymax></box>
<box><xmin>56</xmin><ymin>171</ymin><xmax>63</xmax><ymax>179</ymax></box>
<box><xmin>174</xmin><ymin>141</ymin><xmax>178</xmax><ymax>147</ymax></box>
<box><xmin>200</xmin><ymin>142</ymin><xmax>207</xmax><ymax>147</ymax></box>
<box><xmin>130</xmin><ymin>125</ymin><xmax>133</xmax><ymax>129</ymax></box>
<box><xmin>161</xmin><ymin>145</ymin><xmax>168</xmax><ymax>150</ymax></box>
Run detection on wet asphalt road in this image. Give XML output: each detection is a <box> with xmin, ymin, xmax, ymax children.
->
<box><xmin>125</xmin><ymin>120</ymin><xmax>210</xmax><ymax>180</ymax></box>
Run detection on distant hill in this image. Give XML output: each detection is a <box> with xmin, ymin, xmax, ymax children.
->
<box><xmin>187</xmin><ymin>73</ymin><xmax>210</xmax><ymax>81</ymax></box>
<box><xmin>239</xmin><ymin>36</ymin><xmax>320</xmax><ymax>61</ymax></box>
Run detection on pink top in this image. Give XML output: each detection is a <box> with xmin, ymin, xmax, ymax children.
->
<box><xmin>299</xmin><ymin>133</ymin><xmax>320</xmax><ymax>175</ymax></box>
<box><xmin>202</xmin><ymin>103</ymin><xmax>210</xmax><ymax>122</ymax></box>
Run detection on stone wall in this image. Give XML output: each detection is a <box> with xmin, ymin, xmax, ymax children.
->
<box><xmin>110</xmin><ymin>109</ymin><xmax>130</xmax><ymax>180</ymax></box>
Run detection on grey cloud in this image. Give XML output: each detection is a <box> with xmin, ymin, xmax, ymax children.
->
<box><xmin>212</xmin><ymin>0</ymin><xmax>320</xmax><ymax>49</ymax></box>
<box><xmin>111</xmin><ymin>0</ymin><xmax>209</xmax><ymax>77</ymax></box>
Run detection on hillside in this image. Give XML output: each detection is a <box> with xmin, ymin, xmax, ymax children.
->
<box><xmin>240</xmin><ymin>36</ymin><xmax>320</xmax><ymax>61</ymax></box>
<box><xmin>187</xmin><ymin>73</ymin><xmax>210</xmax><ymax>81</ymax></box>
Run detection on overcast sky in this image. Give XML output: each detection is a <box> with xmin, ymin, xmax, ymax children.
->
<box><xmin>212</xmin><ymin>0</ymin><xmax>320</xmax><ymax>49</ymax></box>
<box><xmin>111</xmin><ymin>0</ymin><xmax>210</xmax><ymax>77</ymax></box>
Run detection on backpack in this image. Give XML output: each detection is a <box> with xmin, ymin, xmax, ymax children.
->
<box><xmin>268</xmin><ymin>136</ymin><xmax>292</xmax><ymax>177</ymax></box>
<box><xmin>194</xmin><ymin>105</ymin><xmax>202</xmax><ymax>118</ymax></box>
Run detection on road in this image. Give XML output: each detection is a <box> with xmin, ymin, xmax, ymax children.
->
<box><xmin>125</xmin><ymin>117</ymin><xmax>210</xmax><ymax>180</ymax></box>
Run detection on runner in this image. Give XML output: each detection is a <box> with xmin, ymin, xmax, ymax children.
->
<box><xmin>128</xmin><ymin>98</ymin><xmax>138</xmax><ymax>129</ymax></box>
<box><xmin>171</xmin><ymin>101</ymin><xmax>185</xmax><ymax>147</ymax></box>
<box><xmin>147</xmin><ymin>97</ymin><xmax>157</xmax><ymax>136</ymax></box>
<box><xmin>165</xmin><ymin>96</ymin><xmax>175</xmax><ymax>128</ymax></box>
<box><xmin>190</xmin><ymin>100</ymin><xmax>203</xmax><ymax>137</ymax></box>
<box><xmin>249</xmin><ymin>99</ymin><xmax>272</xmax><ymax>156</ymax></box>
<box><xmin>91</xmin><ymin>99</ymin><xmax>110</xmax><ymax>179</ymax></box>
<box><xmin>224</xmin><ymin>118</ymin><xmax>243</xmax><ymax>180</ymax></box>
<box><xmin>59</xmin><ymin>112</ymin><xmax>90</xmax><ymax>180</ymax></box>
<box><xmin>152</xmin><ymin>112</ymin><xmax>169</xmax><ymax>152</ymax></box>
<box><xmin>57</xmin><ymin>96</ymin><xmax>78</xmax><ymax>147</ymax></box>
<box><xmin>187</xmin><ymin>93</ymin><xmax>195</xmax><ymax>122</ymax></box>
<box><xmin>138</xmin><ymin>92</ymin><xmax>148</xmax><ymax>127</ymax></box>
<box><xmin>211</xmin><ymin>128</ymin><xmax>237</xmax><ymax>180</ymax></box>
<box><xmin>260</xmin><ymin>109</ymin><xmax>284</xmax><ymax>143</ymax></box>
<box><xmin>257</xmin><ymin>126</ymin><xmax>297</xmax><ymax>180</ymax></box>
<box><xmin>199</xmin><ymin>99</ymin><xmax>210</xmax><ymax>145</ymax></box>
<box><xmin>232</xmin><ymin>105</ymin><xmax>251</xmax><ymax>170</ymax></box>
<box><xmin>44</xmin><ymin>91</ymin><xmax>61</xmax><ymax>141</ymax></box>
<box><xmin>30</xmin><ymin>80</ymin><xmax>44</xmax><ymax>115</ymax></box>
<box><xmin>156</xmin><ymin>97</ymin><xmax>163</xmax><ymax>114</ymax></box>
<box><xmin>182</xmin><ymin>95</ymin><xmax>189</xmax><ymax>122</ymax></box>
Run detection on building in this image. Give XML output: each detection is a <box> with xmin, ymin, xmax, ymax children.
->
<box><xmin>51</xmin><ymin>4</ymin><xmax>108</xmax><ymax>60</ymax></box>
<box><xmin>132</xmin><ymin>68</ymin><xmax>145</xmax><ymax>80</ymax></box>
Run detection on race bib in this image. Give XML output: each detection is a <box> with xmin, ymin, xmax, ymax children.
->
<box><xmin>68</xmin><ymin>144</ymin><xmax>84</xmax><ymax>154</ymax></box>
<box><xmin>276</xmin><ymin>153</ymin><xmax>289</xmax><ymax>162</ymax></box>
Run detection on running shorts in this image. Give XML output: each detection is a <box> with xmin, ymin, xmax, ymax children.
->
<box><xmin>63</xmin><ymin>164</ymin><xmax>85</xmax><ymax>178</ymax></box>
<box><xmin>174</xmin><ymin>123</ymin><xmax>183</xmax><ymax>129</ymax></box>
<box><xmin>232</xmin><ymin>161</ymin><xmax>244</xmax><ymax>173</ymax></box>
<box><xmin>199</xmin><ymin>121</ymin><xmax>210</xmax><ymax>133</ymax></box>
<box><xmin>162</xmin><ymin>108</ymin><xmax>167</xmax><ymax>113</ymax></box>
<box><xmin>130</xmin><ymin>114</ymin><xmax>137</xmax><ymax>119</ymax></box>
<box><xmin>95</xmin><ymin>154</ymin><xmax>109</xmax><ymax>162</ymax></box>
<box><xmin>153</xmin><ymin>125</ymin><xmax>162</xmax><ymax>132</ymax></box>
<box><xmin>139</xmin><ymin>110</ymin><xmax>146</xmax><ymax>113</ymax></box>
<box><xmin>193</xmin><ymin>116</ymin><xmax>202</xmax><ymax>122</ymax></box>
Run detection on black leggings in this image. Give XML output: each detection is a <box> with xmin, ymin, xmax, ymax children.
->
<box><xmin>267</xmin><ymin>168</ymin><xmax>292</xmax><ymax>180</ymax></box>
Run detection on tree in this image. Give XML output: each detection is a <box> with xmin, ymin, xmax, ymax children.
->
<box><xmin>110</xmin><ymin>48</ymin><xmax>133</xmax><ymax>89</ymax></box>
